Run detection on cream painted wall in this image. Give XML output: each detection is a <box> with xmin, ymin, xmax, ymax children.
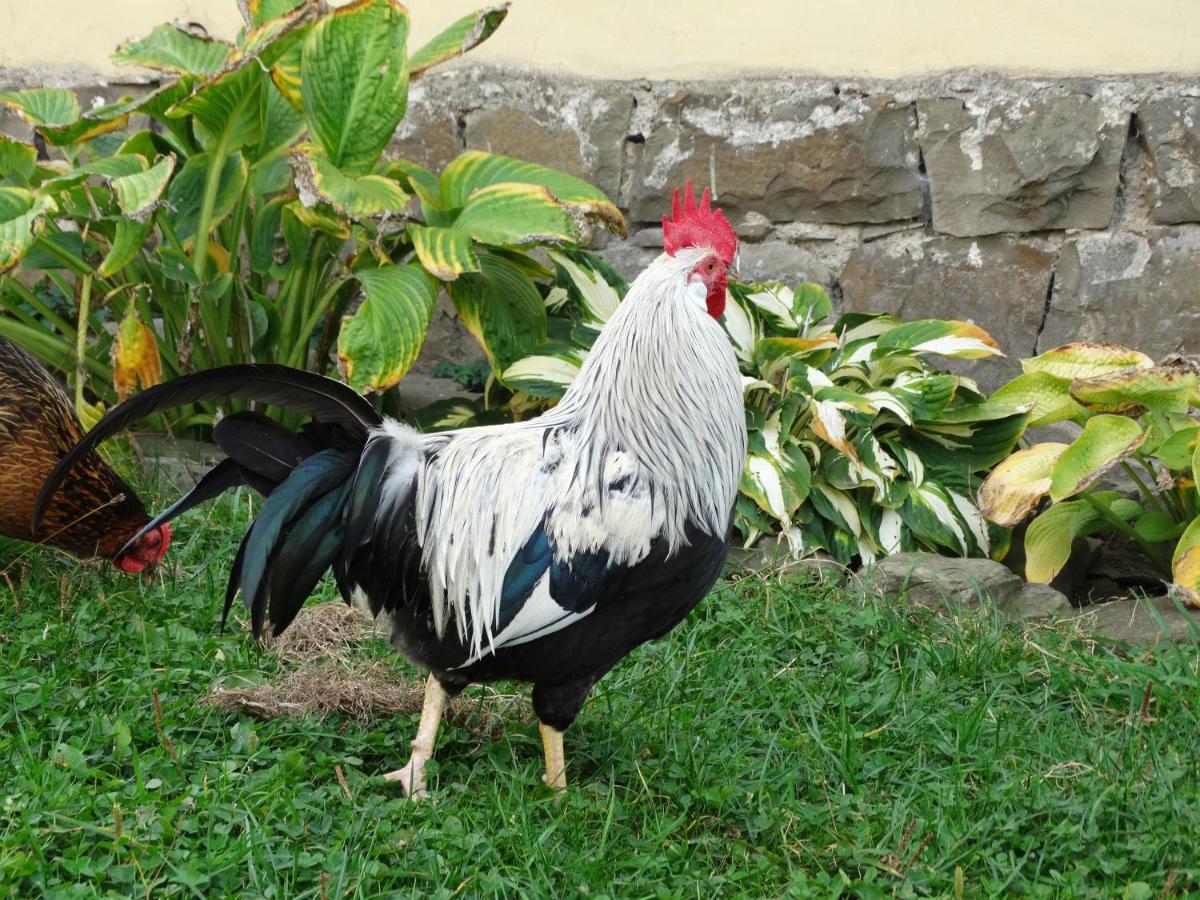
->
<box><xmin>1</xmin><ymin>0</ymin><xmax>1197</xmax><ymax>80</ymax></box>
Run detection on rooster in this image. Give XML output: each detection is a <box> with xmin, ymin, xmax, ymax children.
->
<box><xmin>37</xmin><ymin>183</ymin><xmax>745</xmax><ymax>794</ymax></box>
<box><xmin>0</xmin><ymin>337</ymin><xmax>171</xmax><ymax>571</ymax></box>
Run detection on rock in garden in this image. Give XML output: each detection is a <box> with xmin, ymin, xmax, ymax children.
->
<box><xmin>629</xmin><ymin>88</ymin><xmax>922</xmax><ymax>225</ymax></box>
<box><xmin>866</xmin><ymin>552</ymin><xmax>1024</xmax><ymax>612</ymax></box>
<box><xmin>1139</xmin><ymin>98</ymin><xmax>1200</xmax><ymax>225</ymax></box>
<box><xmin>1077</xmin><ymin>596</ymin><xmax>1200</xmax><ymax>646</ymax></box>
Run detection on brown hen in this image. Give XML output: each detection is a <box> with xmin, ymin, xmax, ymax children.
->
<box><xmin>0</xmin><ymin>337</ymin><xmax>170</xmax><ymax>571</ymax></box>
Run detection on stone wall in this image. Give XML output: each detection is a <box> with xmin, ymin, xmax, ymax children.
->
<box><xmin>396</xmin><ymin>66</ymin><xmax>1200</xmax><ymax>390</ymax></box>
<box><xmin>5</xmin><ymin>65</ymin><xmax>1200</xmax><ymax>391</ymax></box>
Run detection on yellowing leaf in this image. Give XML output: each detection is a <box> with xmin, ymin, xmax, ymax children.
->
<box><xmin>112</xmin><ymin>308</ymin><xmax>162</xmax><ymax>400</ymax></box>
<box><xmin>978</xmin><ymin>442</ymin><xmax>1068</xmax><ymax>527</ymax></box>
<box><xmin>1023</xmin><ymin>342</ymin><xmax>1154</xmax><ymax>380</ymax></box>
<box><xmin>1172</xmin><ymin>517</ymin><xmax>1200</xmax><ymax>607</ymax></box>
<box><xmin>1049</xmin><ymin>415</ymin><xmax>1147</xmax><ymax>502</ymax></box>
<box><xmin>1070</xmin><ymin>364</ymin><xmax>1199</xmax><ymax>416</ymax></box>
<box><xmin>990</xmin><ymin>371</ymin><xmax>1085</xmax><ymax>428</ymax></box>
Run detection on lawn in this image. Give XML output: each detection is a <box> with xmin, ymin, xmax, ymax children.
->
<box><xmin>2</xmin><ymin>492</ymin><xmax>1199</xmax><ymax>898</ymax></box>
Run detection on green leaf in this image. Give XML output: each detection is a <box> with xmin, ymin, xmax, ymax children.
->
<box><xmin>1156</xmin><ymin>424</ymin><xmax>1199</xmax><ymax>471</ymax></box>
<box><xmin>380</xmin><ymin>158</ymin><xmax>441</xmax><ymax>206</ymax></box>
<box><xmin>171</xmin><ymin>63</ymin><xmax>264</xmax><ymax>153</ymax></box>
<box><xmin>99</xmin><ymin>219</ymin><xmax>153</xmax><ymax>278</ymax></box>
<box><xmin>1135</xmin><ymin>510</ymin><xmax>1185</xmax><ymax>543</ymax></box>
<box><xmin>0</xmin><ymin>136</ymin><xmax>37</xmax><ymax>183</ymax></box>
<box><xmin>337</xmin><ymin>263</ymin><xmax>437</xmax><ymax>392</ymax></box>
<box><xmin>111</xmin><ymin>155</ymin><xmax>175</xmax><ymax>221</ymax></box>
<box><xmin>0</xmin><ymin>88</ymin><xmax>80</xmax><ymax>128</ymax></box>
<box><xmin>0</xmin><ymin>189</ymin><xmax>56</xmax><ymax>273</ymax></box>
<box><xmin>40</xmin><ymin>95</ymin><xmax>139</xmax><ymax>146</ymax></box>
<box><xmin>1171</xmin><ymin>516</ymin><xmax>1200</xmax><ymax>605</ymax></box>
<box><xmin>1069</xmin><ymin>364</ymin><xmax>1199</xmax><ymax>416</ymax></box>
<box><xmin>1049</xmin><ymin>415</ymin><xmax>1147</xmax><ymax>502</ymax></box>
<box><xmin>291</xmin><ymin>144</ymin><xmax>409</xmax><ymax>218</ymax></box>
<box><xmin>302</xmin><ymin>0</ymin><xmax>410</xmax><ymax>175</ymax></box>
<box><xmin>455</xmin><ymin>182</ymin><xmax>578</xmax><ymax>245</ymax></box>
<box><xmin>440</xmin><ymin>150</ymin><xmax>626</xmax><ymax>238</ymax></box>
<box><xmin>874</xmin><ymin>319</ymin><xmax>1001</xmax><ymax>359</ymax></box>
<box><xmin>409</xmin><ymin>4</ymin><xmax>509</xmax><ymax>76</ymax></box>
<box><xmin>113</xmin><ymin>23</ymin><xmax>233</xmax><ymax>76</ymax></box>
<box><xmin>791</xmin><ymin>282</ymin><xmax>832</xmax><ymax>326</ymax></box>
<box><xmin>1023</xmin><ymin>342</ymin><xmax>1154</xmax><ymax>380</ymax></box>
<box><xmin>242</xmin><ymin>0</ymin><xmax>308</xmax><ymax>27</ymax></box>
<box><xmin>448</xmin><ymin>252</ymin><xmax>546</xmax><ymax>371</ymax></box>
<box><xmin>990</xmin><ymin>371</ymin><xmax>1086</xmax><ymax>428</ymax></box>
<box><xmin>978</xmin><ymin>442</ymin><xmax>1068</xmax><ymax>527</ymax></box>
<box><xmin>1024</xmin><ymin>500</ymin><xmax>1109</xmax><ymax>583</ymax></box>
<box><xmin>409</xmin><ymin>224</ymin><xmax>480</xmax><ymax>280</ymax></box>
<box><xmin>166</xmin><ymin>151</ymin><xmax>249</xmax><ymax>243</ymax></box>
<box><xmin>250</xmin><ymin>196</ymin><xmax>289</xmax><ymax>275</ymax></box>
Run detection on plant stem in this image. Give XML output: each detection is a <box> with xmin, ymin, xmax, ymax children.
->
<box><xmin>74</xmin><ymin>275</ymin><xmax>92</xmax><ymax>412</ymax></box>
<box><xmin>1121</xmin><ymin>461</ymin><xmax>1173</xmax><ymax>519</ymax></box>
<box><xmin>1080</xmin><ymin>491</ymin><xmax>1173</xmax><ymax>577</ymax></box>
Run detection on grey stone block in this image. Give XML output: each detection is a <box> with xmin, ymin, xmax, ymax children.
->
<box><xmin>1139</xmin><ymin>98</ymin><xmax>1200</xmax><ymax>224</ymax></box>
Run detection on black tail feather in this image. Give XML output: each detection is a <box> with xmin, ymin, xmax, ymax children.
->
<box><xmin>33</xmin><ymin>365</ymin><xmax>380</xmax><ymax>534</ymax></box>
<box><xmin>212</xmin><ymin>411</ymin><xmax>322</xmax><ymax>486</ymax></box>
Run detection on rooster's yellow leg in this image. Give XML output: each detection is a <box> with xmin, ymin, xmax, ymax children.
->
<box><xmin>383</xmin><ymin>674</ymin><xmax>447</xmax><ymax>798</ymax></box>
<box><xmin>539</xmin><ymin>722</ymin><xmax>567</xmax><ymax>791</ymax></box>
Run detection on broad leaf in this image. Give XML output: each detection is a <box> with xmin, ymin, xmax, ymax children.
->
<box><xmin>409</xmin><ymin>4</ymin><xmax>509</xmax><ymax>76</ymax></box>
<box><xmin>0</xmin><ymin>137</ymin><xmax>37</xmax><ymax>182</ymax></box>
<box><xmin>1024</xmin><ymin>500</ymin><xmax>1112</xmax><ymax>583</ymax></box>
<box><xmin>440</xmin><ymin>151</ymin><xmax>625</xmax><ymax>237</ymax></box>
<box><xmin>500</xmin><ymin>346</ymin><xmax>583</xmax><ymax>398</ymax></box>
<box><xmin>1070</xmin><ymin>364</ymin><xmax>1198</xmax><ymax>416</ymax></box>
<box><xmin>1049</xmin><ymin>415</ymin><xmax>1147</xmax><ymax>501</ymax></box>
<box><xmin>337</xmin><ymin>263</ymin><xmax>437</xmax><ymax>392</ymax></box>
<box><xmin>0</xmin><ymin>88</ymin><xmax>80</xmax><ymax>128</ymax></box>
<box><xmin>171</xmin><ymin>62</ymin><xmax>264</xmax><ymax>152</ymax></box>
<box><xmin>113</xmin><ymin>23</ymin><xmax>234</xmax><ymax>76</ymax></box>
<box><xmin>167</xmin><ymin>152</ymin><xmax>249</xmax><ymax>242</ymax></box>
<box><xmin>302</xmin><ymin>0</ymin><xmax>410</xmax><ymax>175</ymax></box>
<box><xmin>0</xmin><ymin>190</ymin><xmax>56</xmax><ymax>272</ymax></box>
<box><xmin>875</xmin><ymin>319</ymin><xmax>1002</xmax><ymax>359</ymax></box>
<box><xmin>112</xmin><ymin>305</ymin><xmax>163</xmax><ymax>399</ymax></box>
<box><xmin>409</xmin><ymin>224</ymin><xmax>480</xmax><ymax>280</ymax></box>
<box><xmin>449</xmin><ymin>252</ymin><xmax>546</xmax><ymax>371</ymax></box>
<box><xmin>1172</xmin><ymin>516</ymin><xmax>1200</xmax><ymax>606</ymax></box>
<box><xmin>111</xmin><ymin>155</ymin><xmax>175</xmax><ymax>222</ymax></box>
<box><xmin>990</xmin><ymin>371</ymin><xmax>1085</xmax><ymax>428</ymax></box>
<box><xmin>547</xmin><ymin>250</ymin><xmax>621</xmax><ymax>324</ymax></box>
<box><xmin>455</xmin><ymin>183</ymin><xmax>578</xmax><ymax>245</ymax></box>
<box><xmin>291</xmin><ymin>144</ymin><xmax>409</xmax><ymax>218</ymax></box>
<box><xmin>1023</xmin><ymin>342</ymin><xmax>1154</xmax><ymax>380</ymax></box>
<box><xmin>978</xmin><ymin>442</ymin><xmax>1068</xmax><ymax>527</ymax></box>
<box><xmin>41</xmin><ymin>96</ymin><xmax>138</xmax><ymax>146</ymax></box>
<box><xmin>99</xmin><ymin>219</ymin><xmax>153</xmax><ymax>278</ymax></box>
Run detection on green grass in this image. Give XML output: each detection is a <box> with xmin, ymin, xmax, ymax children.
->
<box><xmin>2</xmin><ymin>493</ymin><xmax>1200</xmax><ymax>898</ymax></box>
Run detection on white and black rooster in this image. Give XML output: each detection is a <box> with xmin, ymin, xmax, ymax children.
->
<box><xmin>38</xmin><ymin>183</ymin><xmax>746</xmax><ymax>795</ymax></box>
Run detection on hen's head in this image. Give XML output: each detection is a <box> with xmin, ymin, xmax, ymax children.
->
<box><xmin>662</xmin><ymin>182</ymin><xmax>737</xmax><ymax>317</ymax></box>
<box><xmin>113</xmin><ymin>522</ymin><xmax>172</xmax><ymax>573</ymax></box>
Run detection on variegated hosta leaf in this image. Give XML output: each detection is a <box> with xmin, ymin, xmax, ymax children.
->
<box><xmin>741</xmin><ymin>454</ymin><xmax>793</xmax><ymax>524</ymax></box>
<box><xmin>113</xmin><ymin>23</ymin><xmax>234</xmax><ymax>76</ymax></box>
<box><xmin>439</xmin><ymin>150</ymin><xmax>626</xmax><ymax>238</ymax></box>
<box><xmin>1023</xmin><ymin>342</ymin><xmax>1154</xmax><ymax>380</ymax></box>
<box><xmin>722</xmin><ymin>288</ymin><xmax>761</xmax><ymax>363</ymax></box>
<box><xmin>978</xmin><ymin>442</ymin><xmax>1068</xmax><ymax>527</ymax></box>
<box><xmin>0</xmin><ymin>189</ymin><xmax>56</xmax><ymax>273</ymax></box>
<box><xmin>409</xmin><ymin>4</ymin><xmax>509</xmax><ymax>77</ymax></box>
<box><xmin>990</xmin><ymin>371</ymin><xmax>1085</xmax><ymax>428</ymax></box>
<box><xmin>500</xmin><ymin>346</ymin><xmax>583</xmax><ymax>398</ymax></box>
<box><xmin>337</xmin><ymin>263</ymin><xmax>437</xmax><ymax>393</ymax></box>
<box><xmin>810</xmin><ymin>482</ymin><xmax>864</xmax><ymax>545</ymax></box>
<box><xmin>1049</xmin><ymin>414</ymin><xmax>1147</xmax><ymax>502</ymax></box>
<box><xmin>546</xmin><ymin>250</ymin><xmax>621</xmax><ymax>324</ymax></box>
<box><xmin>875</xmin><ymin>319</ymin><xmax>1002</xmax><ymax>359</ymax></box>
<box><xmin>1069</xmin><ymin>364</ymin><xmax>1198</xmax><ymax>416</ymax></box>
<box><xmin>741</xmin><ymin>282</ymin><xmax>798</xmax><ymax>329</ymax></box>
<box><xmin>902</xmin><ymin>483</ymin><xmax>969</xmax><ymax>556</ymax></box>
<box><xmin>791</xmin><ymin>283</ymin><xmax>832</xmax><ymax>327</ymax></box>
<box><xmin>291</xmin><ymin>144</ymin><xmax>409</xmax><ymax>219</ymax></box>
<box><xmin>409</xmin><ymin>224</ymin><xmax>480</xmax><ymax>281</ymax></box>
<box><xmin>112</xmin><ymin>307</ymin><xmax>163</xmax><ymax>400</ymax></box>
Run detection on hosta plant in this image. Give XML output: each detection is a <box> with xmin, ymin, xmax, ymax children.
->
<box><xmin>979</xmin><ymin>342</ymin><xmax>1200</xmax><ymax>605</ymax></box>
<box><xmin>0</xmin><ymin>0</ymin><xmax>622</xmax><ymax>432</ymax></box>
<box><xmin>495</xmin><ymin>276</ymin><xmax>1030</xmax><ymax>565</ymax></box>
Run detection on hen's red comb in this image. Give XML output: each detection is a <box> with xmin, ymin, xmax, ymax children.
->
<box><xmin>662</xmin><ymin>182</ymin><xmax>737</xmax><ymax>265</ymax></box>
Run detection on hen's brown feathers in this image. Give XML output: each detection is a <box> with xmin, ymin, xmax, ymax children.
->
<box><xmin>0</xmin><ymin>338</ymin><xmax>148</xmax><ymax>558</ymax></box>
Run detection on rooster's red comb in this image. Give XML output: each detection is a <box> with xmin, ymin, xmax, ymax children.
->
<box><xmin>662</xmin><ymin>182</ymin><xmax>736</xmax><ymax>265</ymax></box>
